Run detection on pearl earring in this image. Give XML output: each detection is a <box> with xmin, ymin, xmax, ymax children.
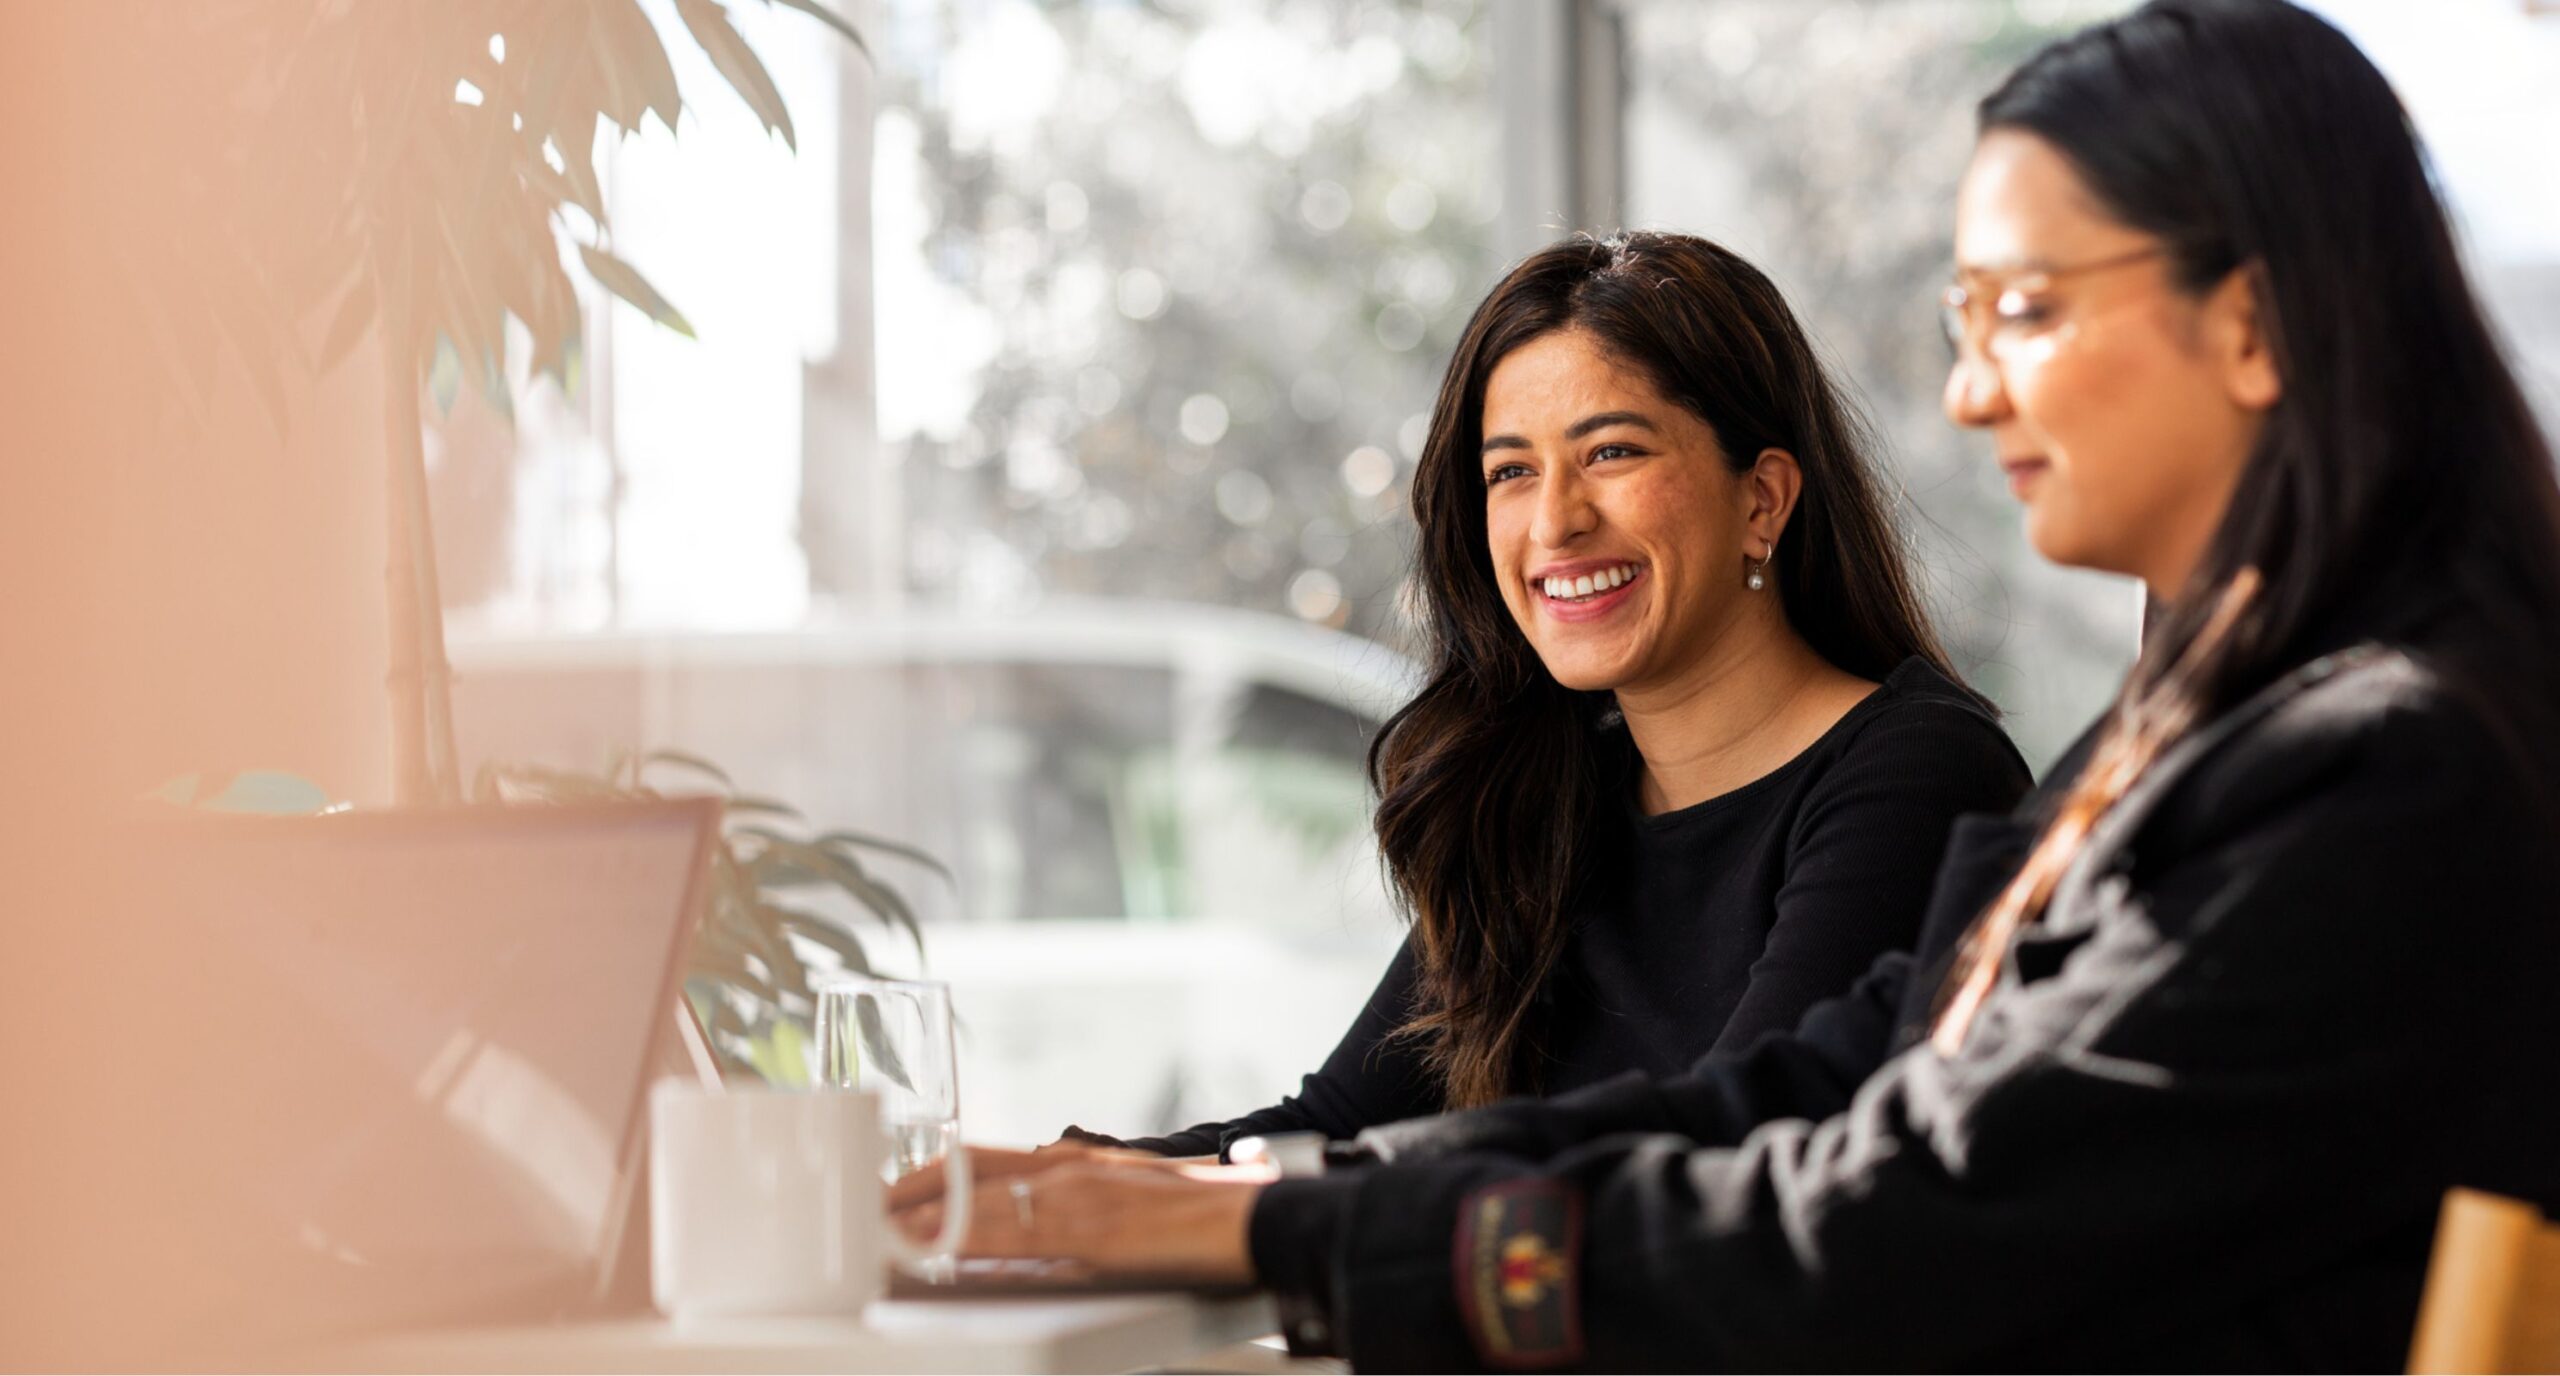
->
<box><xmin>1747</xmin><ymin>551</ymin><xmax>1769</xmax><ymax>591</ymax></box>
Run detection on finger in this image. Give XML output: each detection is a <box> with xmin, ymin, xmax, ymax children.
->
<box><xmin>954</xmin><ymin>1168</ymin><xmax>1071</xmax><ymax>1259</ymax></box>
<box><xmin>885</xmin><ymin>1160</ymin><xmax>948</xmax><ymax>1213</ymax></box>
<box><xmin>900</xmin><ymin>1199</ymin><xmax>942</xmax><ymax>1244</ymax></box>
<box><xmin>884</xmin><ymin>1145</ymin><xmax>1040</xmax><ymax>1212</ymax></box>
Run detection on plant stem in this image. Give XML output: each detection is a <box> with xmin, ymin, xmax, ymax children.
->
<box><xmin>382</xmin><ymin>315</ymin><xmax>463</xmax><ymax>804</ymax></box>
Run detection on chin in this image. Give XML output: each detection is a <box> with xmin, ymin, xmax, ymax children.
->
<box><xmin>2021</xmin><ymin>508</ymin><xmax>2100</xmax><ymax>575</ymax></box>
<box><xmin>1536</xmin><ymin>654</ymin><xmax>1633</xmax><ymax>695</ymax></box>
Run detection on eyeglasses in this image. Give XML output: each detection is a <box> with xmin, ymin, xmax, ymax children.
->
<box><xmin>1938</xmin><ymin>245</ymin><xmax>2168</xmax><ymax>366</ymax></box>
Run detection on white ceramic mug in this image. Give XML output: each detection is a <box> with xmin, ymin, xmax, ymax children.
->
<box><xmin>648</xmin><ymin>1083</ymin><xmax>971</xmax><ymax>1321</ymax></box>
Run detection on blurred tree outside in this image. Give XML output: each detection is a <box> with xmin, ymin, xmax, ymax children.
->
<box><xmin>860</xmin><ymin>0</ymin><xmax>1495</xmax><ymax>644</ymax></box>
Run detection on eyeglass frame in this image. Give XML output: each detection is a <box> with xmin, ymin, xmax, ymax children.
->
<box><xmin>1938</xmin><ymin>244</ymin><xmax>2170</xmax><ymax>365</ymax></box>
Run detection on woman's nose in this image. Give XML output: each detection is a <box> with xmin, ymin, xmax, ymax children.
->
<box><xmin>1529</xmin><ymin>465</ymin><xmax>1596</xmax><ymax>549</ymax></box>
<box><xmin>1943</xmin><ymin>354</ymin><xmax>2012</xmax><ymax>429</ymax></box>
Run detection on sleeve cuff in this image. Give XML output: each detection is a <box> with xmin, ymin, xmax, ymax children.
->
<box><xmin>1247</xmin><ymin>1174</ymin><xmax>1366</xmax><ymax>1354</ymax></box>
<box><xmin>1248</xmin><ymin>1175</ymin><xmax>1363</xmax><ymax>1294</ymax></box>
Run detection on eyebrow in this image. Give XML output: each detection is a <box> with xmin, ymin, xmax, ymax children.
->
<box><xmin>1953</xmin><ymin>256</ymin><xmax>2053</xmax><ymax>279</ymax></box>
<box><xmin>1480</xmin><ymin>410</ymin><xmax>1659</xmax><ymax>455</ymax></box>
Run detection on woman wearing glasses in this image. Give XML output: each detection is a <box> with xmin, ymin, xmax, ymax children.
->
<box><xmin>904</xmin><ymin>1</ymin><xmax>2560</xmax><ymax>1368</ymax></box>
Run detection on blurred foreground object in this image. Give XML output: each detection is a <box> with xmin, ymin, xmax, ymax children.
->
<box><xmin>2</xmin><ymin>0</ymin><xmax>862</xmax><ymax>805</ymax></box>
<box><xmin>2409</xmin><ymin>1189</ymin><xmax>2560</xmax><ymax>1373</ymax></box>
<box><xmin>3</xmin><ymin>802</ymin><xmax>718</xmax><ymax>1367</ymax></box>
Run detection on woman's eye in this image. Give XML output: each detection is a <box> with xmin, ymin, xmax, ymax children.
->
<box><xmin>1591</xmin><ymin>443</ymin><xmax>1641</xmax><ymax>462</ymax></box>
<box><xmin>1485</xmin><ymin>462</ymin><xmax>1531</xmax><ymax>485</ymax></box>
<box><xmin>1993</xmin><ymin>291</ymin><xmax>2054</xmax><ymax>328</ymax></box>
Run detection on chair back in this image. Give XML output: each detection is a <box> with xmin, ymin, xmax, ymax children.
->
<box><xmin>2409</xmin><ymin>1188</ymin><xmax>2560</xmax><ymax>1373</ymax></box>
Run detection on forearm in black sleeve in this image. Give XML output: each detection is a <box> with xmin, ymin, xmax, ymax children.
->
<box><xmin>1352</xmin><ymin>949</ymin><xmax>1911</xmax><ymax>1167</ymax></box>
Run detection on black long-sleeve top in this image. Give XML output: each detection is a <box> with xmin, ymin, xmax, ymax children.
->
<box><xmin>1116</xmin><ymin>656</ymin><xmax>2030</xmax><ymax>1158</ymax></box>
<box><xmin>1247</xmin><ymin>637</ymin><xmax>2560</xmax><ymax>1371</ymax></box>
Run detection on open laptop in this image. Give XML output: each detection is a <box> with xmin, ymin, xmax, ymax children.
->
<box><xmin>96</xmin><ymin>799</ymin><xmax>723</xmax><ymax>1359</ymax></box>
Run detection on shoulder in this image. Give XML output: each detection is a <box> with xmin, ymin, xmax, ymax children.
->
<box><xmin>1764</xmin><ymin>662</ymin><xmax>2033</xmax><ymax>857</ymax></box>
<box><xmin>1809</xmin><ymin>659</ymin><xmax>2032</xmax><ymax>799</ymax></box>
<box><xmin>2097</xmin><ymin>646</ymin><xmax>2560</xmax><ymax>961</ymax></box>
<box><xmin>2139</xmin><ymin>646</ymin><xmax>2531</xmax><ymax>856</ymax></box>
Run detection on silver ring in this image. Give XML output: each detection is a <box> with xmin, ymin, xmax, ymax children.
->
<box><xmin>1009</xmin><ymin>1176</ymin><xmax>1035</xmax><ymax>1231</ymax></box>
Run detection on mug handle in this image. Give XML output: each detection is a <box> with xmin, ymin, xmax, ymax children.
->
<box><xmin>880</xmin><ymin>1142</ymin><xmax>970</xmax><ymax>1278</ymax></box>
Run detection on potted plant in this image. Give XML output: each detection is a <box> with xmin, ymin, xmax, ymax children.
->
<box><xmin>477</xmin><ymin>749</ymin><xmax>942</xmax><ymax>1083</ymax></box>
<box><xmin>130</xmin><ymin>0</ymin><xmax>932</xmax><ymax>1078</ymax></box>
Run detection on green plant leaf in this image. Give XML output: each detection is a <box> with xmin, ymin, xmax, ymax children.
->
<box><xmin>815</xmin><ymin>829</ymin><xmax>959</xmax><ymax>888</ymax></box>
<box><xmin>746</xmin><ymin>834</ymin><xmax>925</xmax><ymax>962</ymax></box>
<box><xmin>430</xmin><ymin>179</ymin><xmax>511</xmax><ymax>382</ymax></box>
<box><xmin>575</xmin><ymin>242</ymin><xmax>695</xmax><ymax>337</ymax></box>
<box><xmin>644</xmin><ymin>748</ymin><xmax>734</xmax><ymax>788</ymax></box>
<box><xmin>194</xmin><ymin>770</ymin><xmax>335</xmax><ymax>814</ymax></box>
<box><xmin>594</xmin><ymin>0</ymin><xmax>684</xmax><ymax>135</ymax></box>
<box><xmin>428</xmin><ymin>334</ymin><xmax>462</xmax><ymax>414</ymax></box>
<box><xmin>764</xmin><ymin>901</ymin><xmax>873</xmax><ymax>975</ymax></box>
<box><xmin>703</xmin><ymin>997</ymin><xmax>766</xmax><ymax>1083</ymax></box>
<box><xmin>690</xmin><ymin>938</ymin><xmax>776</xmax><ymax>1005</ymax></box>
<box><xmin>521</xmin><ymin>156</ymin><xmax>588</xmax><ymax>226</ymax></box>
<box><xmin>735</xmin><ymin>831</ymin><xmax>860</xmax><ymax>880</ymax></box>
<box><xmin>550</xmin><ymin>115</ymin><xmax>609</xmax><ymax>227</ymax></box>
<box><xmin>840</xmin><ymin>869</ymin><xmax>926</xmax><ymax>964</ymax></box>
<box><xmin>748</xmin><ymin>1017</ymin><xmax>813</xmax><ymax>1088</ymax></box>
<box><xmin>853</xmin><ymin>995</ymin><xmax>917</xmax><ymax>1093</ymax></box>
<box><xmin>742</xmin><ymin>852</ymin><xmax>829</xmax><ymax>890</ymax></box>
<box><xmin>516</xmin><ymin>241</ymin><xmax>582</xmax><ymax>376</ymax></box>
<box><xmin>759</xmin><ymin>0</ymin><xmax>870</xmax><ymax>60</ymax></box>
<box><xmin>675</xmin><ymin>0</ymin><xmax>795</xmax><ymax>151</ymax></box>
<box><xmin>722</xmin><ymin>794</ymin><xmax>803</xmax><ymax>821</ymax></box>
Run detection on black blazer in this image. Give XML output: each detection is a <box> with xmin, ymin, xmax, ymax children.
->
<box><xmin>1250</xmin><ymin>641</ymin><xmax>2560</xmax><ymax>1371</ymax></box>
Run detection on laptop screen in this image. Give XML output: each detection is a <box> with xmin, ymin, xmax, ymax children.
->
<box><xmin>124</xmin><ymin>799</ymin><xmax>720</xmax><ymax>1350</ymax></box>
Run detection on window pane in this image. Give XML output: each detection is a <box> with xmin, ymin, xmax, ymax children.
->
<box><xmin>2299</xmin><ymin>2</ymin><xmax>2560</xmax><ymax>433</ymax></box>
<box><xmin>436</xmin><ymin>0</ymin><xmax>1493</xmax><ymax>1143</ymax></box>
<box><xmin>870</xmin><ymin>0</ymin><xmax>1493</xmax><ymax>636</ymax></box>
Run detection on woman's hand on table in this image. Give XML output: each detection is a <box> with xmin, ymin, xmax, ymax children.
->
<box><xmin>892</xmin><ymin>1155</ymin><xmax>1274</xmax><ymax>1285</ymax></box>
<box><xmin>882</xmin><ymin>1139</ymin><xmax>1208</xmax><ymax>1215</ymax></box>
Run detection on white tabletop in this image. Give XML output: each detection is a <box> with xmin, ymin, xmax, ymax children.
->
<box><xmin>303</xmin><ymin>1291</ymin><xmax>1282</xmax><ymax>1375</ymax></box>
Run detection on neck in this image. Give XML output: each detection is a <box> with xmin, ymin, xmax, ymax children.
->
<box><xmin>2136</xmin><ymin>469</ymin><xmax>2247</xmax><ymax>601</ymax></box>
<box><xmin>1614</xmin><ymin>606</ymin><xmax>1846</xmax><ymax>815</ymax></box>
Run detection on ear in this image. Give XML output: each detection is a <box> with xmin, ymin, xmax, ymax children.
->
<box><xmin>2209</xmin><ymin>263</ymin><xmax>2283</xmax><ymax>412</ymax></box>
<box><xmin>1741</xmin><ymin>448</ymin><xmax>1804</xmax><ymax>554</ymax></box>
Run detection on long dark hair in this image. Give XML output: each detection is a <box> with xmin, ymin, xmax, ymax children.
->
<box><xmin>1373</xmin><ymin>231</ymin><xmax>1972</xmax><ymax>1108</ymax></box>
<box><xmin>1934</xmin><ymin>0</ymin><xmax>2560</xmax><ymax>1050</ymax></box>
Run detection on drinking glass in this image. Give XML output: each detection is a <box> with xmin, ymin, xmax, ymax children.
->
<box><xmin>814</xmin><ymin>974</ymin><xmax>962</xmax><ymax>1184</ymax></box>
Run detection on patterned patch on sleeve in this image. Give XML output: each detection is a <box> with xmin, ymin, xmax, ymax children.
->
<box><xmin>1452</xmin><ymin>1177</ymin><xmax>1585</xmax><ymax>1369</ymax></box>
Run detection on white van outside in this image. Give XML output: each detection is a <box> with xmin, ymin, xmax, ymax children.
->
<box><xmin>452</xmin><ymin>598</ymin><xmax>1419</xmax><ymax>1144</ymax></box>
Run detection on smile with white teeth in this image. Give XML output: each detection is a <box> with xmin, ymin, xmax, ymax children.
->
<box><xmin>1539</xmin><ymin>563</ymin><xmax>1640</xmax><ymax>602</ymax></box>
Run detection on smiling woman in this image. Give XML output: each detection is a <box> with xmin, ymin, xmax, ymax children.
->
<box><xmin>998</xmin><ymin>232</ymin><xmax>2034</xmax><ymax>1159</ymax></box>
